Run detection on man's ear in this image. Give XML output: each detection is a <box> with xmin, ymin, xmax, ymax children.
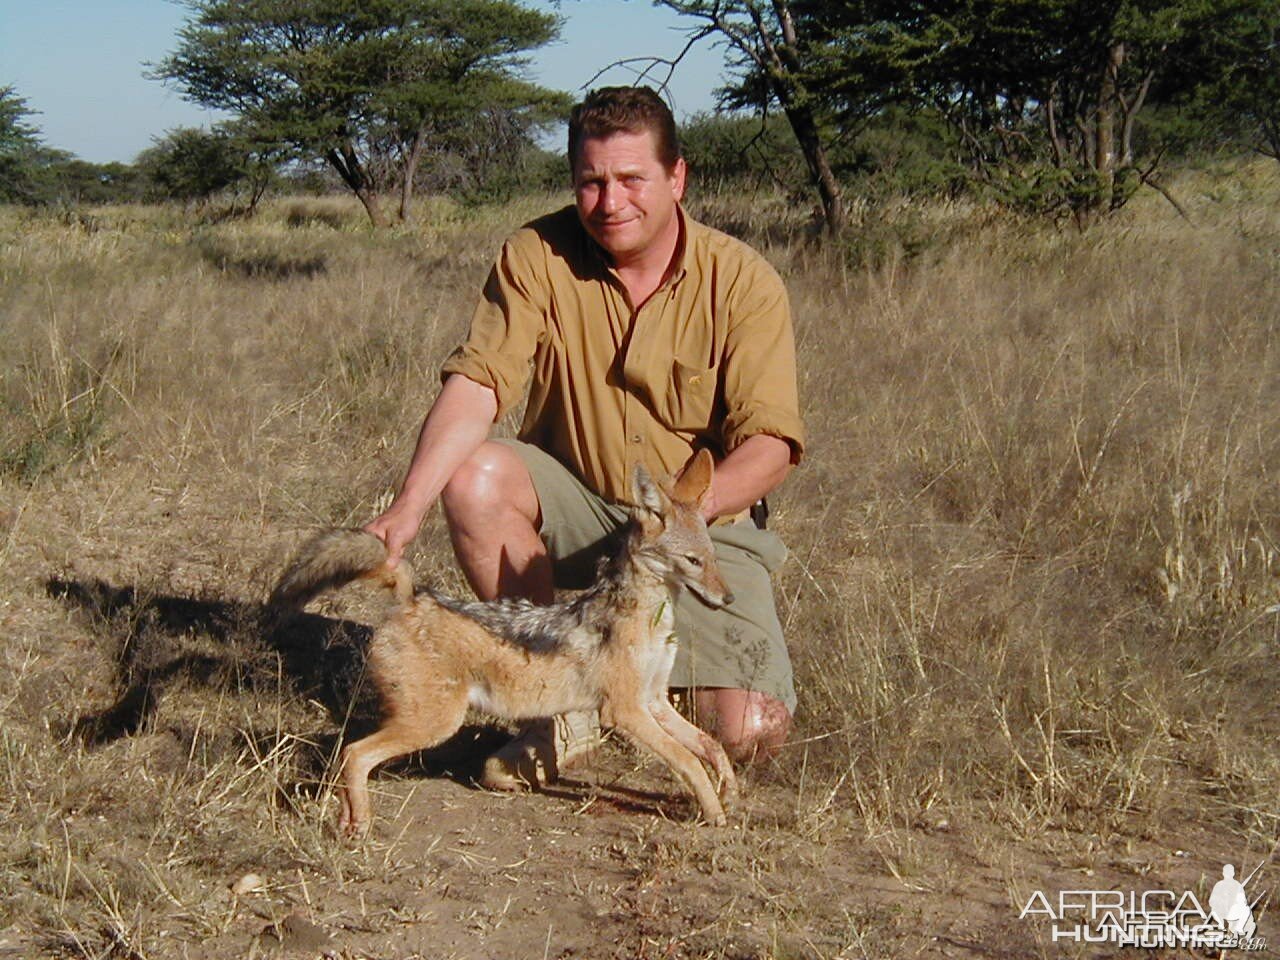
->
<box><xmin>632</xmin><ymin>462</ymin><xmax>668</xmax><ymax>515</ymax></box>
<box><xmin>670</xmin><ymin>156</ymin><xmax>687</xmax><ymax>203</ymax></box>
<box><xmin>671</xmin><ymin>448</ymin><xmax>713</xmax><ymax>504</ymax></box>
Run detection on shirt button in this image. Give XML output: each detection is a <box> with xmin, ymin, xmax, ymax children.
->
<box><xmin>630</xmin><ymin>434</ymin><xmax>642</xmax><ymax>444</ymax></box>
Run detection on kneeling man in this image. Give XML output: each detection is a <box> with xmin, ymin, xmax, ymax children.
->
<box><xmin>365</xmin><ymin>86</ymin><xmax>805</xmax><ymax>787</ymax></box>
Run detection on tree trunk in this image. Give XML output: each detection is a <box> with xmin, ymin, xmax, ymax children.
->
<box><xmin>326</xmin><ymin>146</ymin><xmax>386</xmax><ymax>228</ymax></box>
<box><xmin>354</xmin><ymin>186</ymin><xmax>386</xmax><ymax>228</ymax></box>
<box><xmin>658</xmin><ymin>0</ymin><xmax>845</xmax><ymax>234</ymax></box>
<box><xmin>782</xmin><ymin>103</ymin><xmax>846</xmax><ymax>234</ymax></box>
<box><xmin>764</xmin><ymin>0</ymin><xmax>845</xmax><ymax>234</ymax></box>
<box><xmin>1094</xmin><ymin>42</ymin><xmax>1124</xmax><ymax>204</ymax></box>
<box><xmin>398</xmin><ymin>127</ymin><xmax>427</xmax><ymax>224</ymax></box>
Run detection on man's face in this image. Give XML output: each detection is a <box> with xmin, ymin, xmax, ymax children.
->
<box><xmin>573</xmin><ymin>128</ymin><xmax>686</xmax><ymax>264</ymax></box>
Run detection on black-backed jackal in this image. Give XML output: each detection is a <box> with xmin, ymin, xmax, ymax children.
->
<box><xmin>271</xmin><ymin>450</ymin><xmax>738</xmax><ymax>836</ymax></box>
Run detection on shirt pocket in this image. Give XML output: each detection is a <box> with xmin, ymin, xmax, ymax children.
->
<box><xmin>657</xmin><ymin>358</ymin><xmax>719</xmax><ymax>431</ymax></box>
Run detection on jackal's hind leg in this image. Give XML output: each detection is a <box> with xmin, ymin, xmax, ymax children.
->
<box><xmin>650</xmin><ymin>699</ymin><xmax>738</xmax><ymax>807</ymax></box>
<box><xmin>337</xmin><ymin>691</ymin><xmax>469</xmax><ymax>838</ymax></box>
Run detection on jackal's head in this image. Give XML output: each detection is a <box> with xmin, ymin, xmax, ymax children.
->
<box><xmin>630</xmin><ymin>449</ymin><xmax>734</xmax><ymax>608</ymax></box>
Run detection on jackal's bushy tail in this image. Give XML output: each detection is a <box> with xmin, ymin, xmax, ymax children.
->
<box><xmin>269</xmin><ymin>528</ymin><xmax>414</xmax><ymax>609</ymax></box>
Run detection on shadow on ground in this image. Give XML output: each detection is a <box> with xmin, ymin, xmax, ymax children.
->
<box><xmin>44</xmin><ymin>577</ymin><xmax>507</xmax><ymax>784</ymax></box>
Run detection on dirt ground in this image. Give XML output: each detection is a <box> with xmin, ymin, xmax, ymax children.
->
<box><xmin>0</xmin><ymin>467</ymin><xmax>1267</xmax><ymax>960</ymax></box>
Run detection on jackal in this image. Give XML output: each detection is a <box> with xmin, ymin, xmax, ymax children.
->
<box><xmin>271</xmin><ymin>449</ymin><xmax>738</xmax><ymax>835</ymax></box>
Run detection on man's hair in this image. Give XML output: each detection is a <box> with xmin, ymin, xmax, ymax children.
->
<box><xmin>568</xmin><ymin>86</ymin><xmax>681</xmax><ymax>172</ymax></box>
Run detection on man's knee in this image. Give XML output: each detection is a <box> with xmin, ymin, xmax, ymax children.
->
<box><xmin>693</xmin><ymin>688</ymin><xmax>791</xmax><ymax>763</ymax></box>
<box><xmin>441</xmin><ymin>441</ymin><xmax>540</xmax><ymax>530</ymax></box>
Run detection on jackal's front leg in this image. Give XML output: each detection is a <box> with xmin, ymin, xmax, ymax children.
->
<box><xmin>609</xmin><ymin>701</ymin><xmax>727</xmax><ymax>826</ymax></box>
<box><xmin>650</xmin><ymin>699</ymin><xmax>738</xmax><ymax>807</ymax></box>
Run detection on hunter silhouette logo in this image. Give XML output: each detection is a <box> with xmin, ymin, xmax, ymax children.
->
<box><xmin>1210</xmin><ymin>864</ymin><xmax>1259</xmax><ymax>938</ymax></box>
<box><xmin>1019</xmin><ymin>861</ymin><xmax>1269</xmax><ymax>950</ymax></box>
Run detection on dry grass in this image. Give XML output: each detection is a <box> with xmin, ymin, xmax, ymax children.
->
<box><xmin>1</xmin><ymin>166</ymin><xmax>1278</xmax><ymax>957</ymax></box>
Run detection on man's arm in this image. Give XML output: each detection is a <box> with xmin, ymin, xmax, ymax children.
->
<box><xmin>705</xmin><ymin>251</ymin><xmax>804</xmax><ymax>522</ymax></box>
<box><xmin>364</xmin><ymin>374</ymin><xmax>498</xmax><ymax>564</ymax></box>
<box><xmin>701</xmin><ymin>434</ymin><xmax>793</xmax><ymax>522</ymax></box>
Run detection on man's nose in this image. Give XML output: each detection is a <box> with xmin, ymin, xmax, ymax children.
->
<box><xmin>600</xmin><ymin>179</ymin><xmax>623</xmax><ymax>213</ymax></box>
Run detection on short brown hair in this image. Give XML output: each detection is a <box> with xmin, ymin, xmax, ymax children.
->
<box><xmin>568</xmin><ymin>86</ymin><xmax>681</xmax><ymax>172</ymax></box>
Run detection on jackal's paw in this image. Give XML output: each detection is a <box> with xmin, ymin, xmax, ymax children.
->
<box><xmin>336</xmin><ymin>801</ymin><xmax>371</xmax><ymax>842</ymax></box>
<box><xmin>479</xmin><ymin>754</ymin><xmax>538</xmax><ymax>792</ymax></box>
<box><xmin>338</xmin><ymin>815</ymin><xmax>371</xmax><ymax>842</ymax></box>
<box><xmin>716</xmin><ymin>774</ymin><xmax>739</xmax><ymax>808</ymax></box>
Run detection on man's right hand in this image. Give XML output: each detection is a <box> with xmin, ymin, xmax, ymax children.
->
<box><xmin>363</xmin><ymin>501</ymin><xmax>426</xmax><ymax>567</ymax></box>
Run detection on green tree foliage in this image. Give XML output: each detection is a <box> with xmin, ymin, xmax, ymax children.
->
<box><xmin>0</xmin><ymin>86</ymin><xmax>41</xmax><ymax>156</ymax></box>
<box><xmin>156</xmin><ymin>0</ymin><xmax>568</xmax><ymax>226</ymax></box>
<box><xmin>660</xmin><ymin>0</ymin><xmax>1272</xmax><ymax>226</ymax></box>
<box><xmin>138</xmin><ymin>128</ymin><xmax>247</xmax><ymax>203</ymax></box>
<box><xmin>137</xmin><ymin>125</ymin><xmax>283</xmax><ymax>213</ymax></box>
<box><xmin>810</xmin><ymin>0</ymin><xmax>1251</xmax><ymax>220</ymax></box>
<box><xmin>415</xmin><ymin>106</ymin><xmax>566</xmax><ymax>203</ymax></box>
<box><xmin>680</xmin><ymin>113</ymin><xmax>803</xmax><ymax>192</ymax></box>
<box><xmin>50</xmin><ymin>161</ymin><xmax>147</xmax><ymax>205</ymax></box>
<box><xmin>679</xmin><ymin>108</ymin><xmax>964</xmax><ymax>202</ymax></box>
<box><xmin>0</xmin><ymin>85</ymin><xmax>69</xmax><ymax>204</ymax></box>
<box><xmin>1176</xmin><ymin>0</ymin><xmax>1280</xmax><ymax>163</ymax></box>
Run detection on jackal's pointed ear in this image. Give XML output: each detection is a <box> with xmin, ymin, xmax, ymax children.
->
<box><xmin>632</xmin><ymin>462</ymin><xmax>668</xmax><ymax>516</ymax></box>
<box><xmin>671</xmin><ymin>448</ymin><xmax>714</xmax><ymax>505</ymax></box>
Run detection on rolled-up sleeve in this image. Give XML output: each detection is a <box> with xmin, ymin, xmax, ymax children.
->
<box><xmin>441</xmin><ymin>233</ymin><xmax>545</xmax><ymax>420</ymax></box>
<box><xmin>719</xmin><ymin>257</ymin><xmax>806</xmax><ymax>462</ymax></box>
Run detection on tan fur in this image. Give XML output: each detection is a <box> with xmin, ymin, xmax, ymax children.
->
<box><xmin>270</xmin><ymin>528</ymin><xmax>413</xmax><ymax>609</ymax></box>
<box><xmin>271</xmin><ymin>449</ymin><xmax>738</xmax><ymax>836</ymax></box>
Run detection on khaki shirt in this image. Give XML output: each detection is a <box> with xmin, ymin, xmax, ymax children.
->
<box><xmin>442</xmin><ymin>205</ymin><xmax>806</xmax><ymax>505</ymax></box>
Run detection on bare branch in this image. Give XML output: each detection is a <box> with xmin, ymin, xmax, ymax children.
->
<box><xmin>744</xmin><ymin>4</ymin><xmax>785</xmax><ymax>76</ymax></box>
<box><xmin>771</xmin><ymin>0</ymin><xmax>798</xmax><ymax>50</ymax></box>
<box><xmin>1046</xmin><ymin>82</ymin><xmax>1065</xmax><ymax>167</ymax></box>
<box><xmin>742</xmin><ymin>106</ymin><xmax>789</xmax><ymax>191</ymax></box>
<box><xmin>1141</xmin><ymin>175</ymin><xmax>1192</xmax><ymax>224</ymax></box>
<box><xmin>1136</xmin><ymin>149</ymin><xmax>1191</xmax><ymax>224</ymax></box>
<box><xmin>1118</xmin><ymin>69</ymin><xmax>1155</xmax><ymax>166</ymax></box>
<box><xmin>583</xmin><ymin>22</ymin><xmax>717</xmax><ymax>99</ymax></box>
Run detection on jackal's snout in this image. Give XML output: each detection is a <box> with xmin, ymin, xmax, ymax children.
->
<box><xmin>692</xmin><ymin>561</ymin><xmax>733</xmax><ymax>608</ymax></box>
<box><xmin>697</xmin><ymin>582</ymin><xmax>734</xmax><ymax>608</ymax></box>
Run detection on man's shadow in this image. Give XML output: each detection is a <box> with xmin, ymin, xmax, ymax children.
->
<box><xmin>45</xmin><ymin>577</ymin><xmax>507</xmax><ymax>788</ymax></box>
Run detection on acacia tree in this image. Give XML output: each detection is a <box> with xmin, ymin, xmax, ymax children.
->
<box><xmin>657</xmin><ymin>1</ymin><xmax>1266</xmax><ymax>227</ymax></box>
<box><xmin>800</xmin><ymin>0</ymin><xmax>1253</xmax><ymax>221</ymax></box>
<box><xmin>654</xmin><ymin>1</ymin><xmax>856</xmax><ymax>233</ymax></box>
<box><xmin>1179</xmin><ymin>0</ymin><xmax>1280</xmax><ymax>163</ymax></box>
<box><xmin>0</xmin><ymin>86</ymin><xmax>69</xmax><ymax>204</ymax></box>
<box><xmin>137</xmin><ymin>125</ymin><xmax>284</xmax><ymax>213</ymax></box>
<box><xmin>156</xmin><ymin>0</ymin><xmax>566</xmax><ymax>226</ymax></box>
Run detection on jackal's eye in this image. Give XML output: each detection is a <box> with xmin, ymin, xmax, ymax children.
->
<box><xmin>685</xmin><ymin>554</ymin><xmax>703</xmax><ymax>567</ymax></box>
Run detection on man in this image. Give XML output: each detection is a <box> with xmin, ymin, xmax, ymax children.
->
<box><xmin>365</xmin><ymin>86</ymin><xmax>804</xmax><ymax>789</ymax></box>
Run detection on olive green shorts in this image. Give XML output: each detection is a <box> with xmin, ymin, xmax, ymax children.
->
<box><xmin>498</xmin><ymin>439</ymin><xmax>797</xmax><ymax>714</ymax></box>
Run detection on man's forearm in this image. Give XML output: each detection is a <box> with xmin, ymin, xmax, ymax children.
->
<box><xmin>704</xmin><ymin>434</ymin><xmax>793</xmax><ymax>521</ymax></box>
<box><xmin>392</xmin><ymin>374</ymin><xmax>498</xmax><ymax>518</ymax></box>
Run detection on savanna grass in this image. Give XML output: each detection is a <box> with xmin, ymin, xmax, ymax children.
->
<box><xmin>1</xmin><ymin>168</ymin><xmax>1277</xmax><ymax>954</ymax></box>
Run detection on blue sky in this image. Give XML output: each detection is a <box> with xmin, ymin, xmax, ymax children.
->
<box><xmin>0</xmin><ymin>1</ymin><xmax>730</xmax><ymax>164</ymax></box>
